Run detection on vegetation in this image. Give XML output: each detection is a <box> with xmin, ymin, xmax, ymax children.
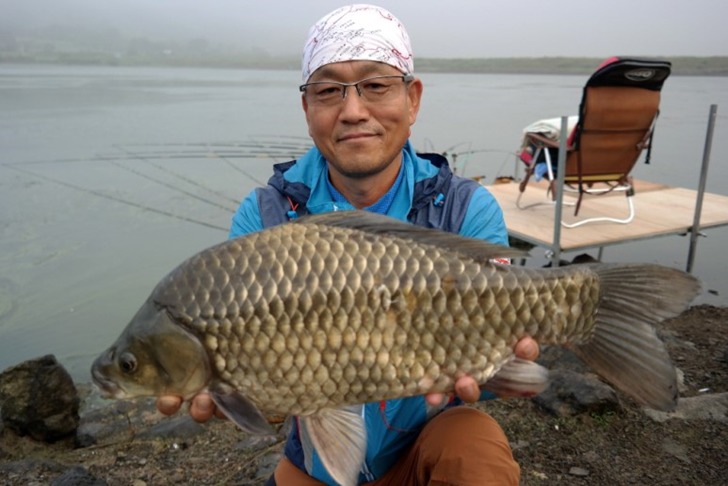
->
<box><xmin>416</xmin><ymin>56</ymin><xmax>728</xmax><ymax>76</ymax></box>
<box><xmin>1</xmin><ymin>26</ymin><xmax>726</xmax><ymax>75</ymax></box>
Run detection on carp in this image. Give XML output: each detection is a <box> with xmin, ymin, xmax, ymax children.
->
<box><xmin>92</xmin><ymin>211</ymin><xmax>700</xmax><ymax>485</ymax></box>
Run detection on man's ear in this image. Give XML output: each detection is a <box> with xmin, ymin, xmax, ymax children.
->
<box><xmin>407</xmin><ymin>78</ymin><xmax>424</xmax><ymax>126</ymax></box>
<box><xmin>301</xmin><ymin>94</ymin><xmax>313</xmax><ymax>137</ymax></box>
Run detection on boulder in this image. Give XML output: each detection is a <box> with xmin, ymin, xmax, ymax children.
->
<box><xmin>0</xmin><ymin>354</ymin><xmax>80</xmax><ymax>442</ymax></box>
<box><xmin>533</xmin><ymin>369</ymin><xmax>621</xmax><ymax>417</ymax></box>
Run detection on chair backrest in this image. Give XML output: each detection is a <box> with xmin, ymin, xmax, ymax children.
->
<box><xmin>565</xmin><ymin>57</ymin><xmax>671</xmax><ymax>183</ymax></box>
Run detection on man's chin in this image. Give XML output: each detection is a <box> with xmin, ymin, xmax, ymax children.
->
<box><xmin>332</xmin><ymin>158</ymin><xmax>390</xmax><ymax>179</ymax></box>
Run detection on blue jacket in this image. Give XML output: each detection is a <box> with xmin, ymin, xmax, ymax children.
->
<box><xmin>229</xmin><ymin>141</ymin><xmax>508</xmax><ymax>484</ymax></box>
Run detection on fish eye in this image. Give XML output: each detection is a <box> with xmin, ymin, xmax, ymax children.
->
<box><xmin>119</xmin><ymin>352</ymin><xmax>137</xmax><ymax>374</ymax></box>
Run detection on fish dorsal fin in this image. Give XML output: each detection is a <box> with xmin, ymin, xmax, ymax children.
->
<box><xmin>209</xmin><ymin>383</ymin><xmax>275</xmax><ymax>435</ymax></box>
<box><xmin>295</xmin><ymin>211</ymin><xmax>526</xmax><ymax>263</ymax></box>
<box><xmin>299</xmin><ymin>406</ymin><xmax>366</xmax><ymax>486</ymax></box>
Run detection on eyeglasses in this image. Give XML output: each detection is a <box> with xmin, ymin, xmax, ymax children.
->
<box><xmin>299</xmin><ymin>74</ymin><xmax>414</xmax><ymax>106</ymax></box>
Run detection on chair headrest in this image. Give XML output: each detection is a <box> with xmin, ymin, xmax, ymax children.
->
<box><xmin>587</xmin><ymin>57</ymin><xmax>671</xmax><ymax>91</ymax></box>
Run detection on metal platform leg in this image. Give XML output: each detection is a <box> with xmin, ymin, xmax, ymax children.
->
<box><xmin>686</xmin><ymin>104</ymin><xmax>718</xmax><ymax>273</ymax></box>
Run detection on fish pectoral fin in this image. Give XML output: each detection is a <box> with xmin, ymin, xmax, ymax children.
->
<box><xmin>481</xmin><ymin>358</ymin><xmax>550</xmax><ymax>398</ymax></box>
<box><xmin>300</xmin><ymin>406</ymin><xmax>366</xmax><ymax>486</ymax></box>
<box><xmin>209</xmin><ymin>386</ymin><xmax>275</xmax><ymax>436</ymax></box>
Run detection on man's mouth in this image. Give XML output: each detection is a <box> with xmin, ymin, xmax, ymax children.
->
<box><xmin>338</xmin><ymin>132</ymin><xmax>377</xmax><ymax>142</ymax></box>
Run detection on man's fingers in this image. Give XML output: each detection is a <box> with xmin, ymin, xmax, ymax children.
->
<box><xmin>514</xmin><ymin>337</ymin><xmax>540</xmax><ymax>361</ymax></box>
<box><xmin>189</xmin><ymin>394</ymin><xmax>216</xmax><ymax>423</ymax></box>
<box><xmin>425</xmin><ymin>392</ymin><xmax>448</xmax><ymax>406</ymax></box>
<box><xmin>455</xmin><ymin>378</ymin><xmax>480</xmax><ymax>403</ymax></box>
<box><xmin>156</xmin><ymin>396</ymin><xmax>183</xmax><ymax>416</ymax></box>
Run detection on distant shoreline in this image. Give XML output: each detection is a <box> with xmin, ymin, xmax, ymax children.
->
<box><xmin>2</xmin><ymin>55</ymin><xmax>727</xmax><ymax>76</ymax></box>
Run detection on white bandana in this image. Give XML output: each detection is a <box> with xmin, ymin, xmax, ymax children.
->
<box><xmin>301</xmin><ymin>4</ymin><xmax>414</xmax><ymax>82</ymax></box>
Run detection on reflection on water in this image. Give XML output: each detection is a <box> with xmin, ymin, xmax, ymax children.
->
<box><xmin>0</xmin><ymin>278</ymin><xmax>18</xmax><ymax>322</ymax></box>
<box><xmin>1</xmin><ymin>64</ymin><xmax>727</xmax><ymax>380</ymax></box>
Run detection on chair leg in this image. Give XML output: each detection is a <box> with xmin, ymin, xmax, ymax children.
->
<box><xmin>516</xmin><ymin>158</ymin><xmax>535</xmax><ymax>209</ymax></box>
<box><xmin>561</xmin><ymin>191</ymin><xmax>635</xmax><ymax>228</ymax></box>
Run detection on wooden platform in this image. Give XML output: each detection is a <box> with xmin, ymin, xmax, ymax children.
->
<box><xmin>486</xmin><ymin>179</ymin><xmax>728</xmax><ymax>254</ymax></box>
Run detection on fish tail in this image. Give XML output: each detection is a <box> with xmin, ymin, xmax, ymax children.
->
<box><xmin>570</xmin><ymin>263</ymin><xmax>701</xmax><ymax>411</ymax></box>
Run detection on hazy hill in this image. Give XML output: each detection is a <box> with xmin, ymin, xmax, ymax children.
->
<box><xmin>1</xmin><ymin>24</ymin><xmax>726</xmax><ymax>75</ymax></box>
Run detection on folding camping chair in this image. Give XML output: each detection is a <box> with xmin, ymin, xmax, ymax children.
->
<box><xmin>516</xmin><ymin>57</ymin><xmax>672</xmax><ymax>228</ymax></box>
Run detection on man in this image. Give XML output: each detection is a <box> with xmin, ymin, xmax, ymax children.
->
<box><xmin>157</xmin><ymin>4</ymin><xmax>538</xmax><ymax>485</ymax></box>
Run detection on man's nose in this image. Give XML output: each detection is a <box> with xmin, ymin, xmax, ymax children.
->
<box><xmin>339</xmin><ymin>85</ymin><xmax>369</xmax><ymax>119</ymax></box>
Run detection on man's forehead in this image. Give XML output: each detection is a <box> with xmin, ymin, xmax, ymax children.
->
<box><xmin>301</xmin><ymin>5</ymin><xmax>413</xmax><ymax>83</ymax></box>
<box><xmin>308</xmin><ymin>61</ymin><xmax>404</xmax><ymax>81</ymax></box>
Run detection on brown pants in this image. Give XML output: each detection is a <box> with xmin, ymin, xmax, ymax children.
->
<box><xmin>273</xmin><ymin>407</ymin><xmax>520</xmax><ymax>486</ymax></box>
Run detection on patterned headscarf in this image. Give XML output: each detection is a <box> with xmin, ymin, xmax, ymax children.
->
<box><xmin>301</xmin><ymin>4</ymin><xmax>414</xmax><ymax>82</ymax></box>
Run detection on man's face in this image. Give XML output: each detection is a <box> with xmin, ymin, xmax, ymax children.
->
<box><xmin>301</xmin><ymin>60</ymin><xmax>423</xmax><ymax>180</ymax></box>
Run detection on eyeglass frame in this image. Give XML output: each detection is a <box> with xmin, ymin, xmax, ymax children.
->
<box><xmin>298</xmin><ymin>74</ymin><xmax>415</xmax><ymax>104</ymax></box>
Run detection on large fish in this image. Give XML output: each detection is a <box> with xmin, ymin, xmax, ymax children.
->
<box><xmin>92</xmin><ymin>211</ymin><xmax>700</xmax><ymax>486</ymax></box>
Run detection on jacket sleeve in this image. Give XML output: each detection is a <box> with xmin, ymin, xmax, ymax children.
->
<box><xmin>229</xmin><ymin>191</ymin><xmax>264</xmax><ymax>239</ymax></box>
<box><xmin>458</xmin><ymin>186</ymin><xmax>509</xmax><ymax>246</ymax></box>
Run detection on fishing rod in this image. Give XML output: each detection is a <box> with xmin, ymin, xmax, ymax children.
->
<box><xmin>206</xmin><ymin>147</ymin><xmax>268</xmax><ymax>187</ymax></box>
<box><xmin>2</xmin><ymin>163</ymin><xmax>229</xmax><ymax>232</ymax></box>
<box><xmin>112</xmin><ymin>145</ymin><xmax>241</xmax><ymax>209</ymax></box>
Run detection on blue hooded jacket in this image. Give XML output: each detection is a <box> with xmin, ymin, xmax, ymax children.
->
<box><xmin>229</xmin><ymin>141</ymin><xmax>508</xmax><ymax>484</ymax></box>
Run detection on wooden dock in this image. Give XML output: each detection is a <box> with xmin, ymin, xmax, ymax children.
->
<box><xmin>486</xmin><ymin>178</ymin><xmax>728</xmax><ymax>263</ymax></box>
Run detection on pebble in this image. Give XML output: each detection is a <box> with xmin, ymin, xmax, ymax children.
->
<box><xmin>510</xmin><ymin>440</ymin><xmax>530</xmax><ymax>451</ymax></box>
<box><xmin>530</xmin><ymin>471</ymin><xmax>548</xmax><ymax>480</ymax></box>
<box><xmin>569</xmin><ymin>466</ymin><xmax>590</xmax><ymax>477</ymax></box>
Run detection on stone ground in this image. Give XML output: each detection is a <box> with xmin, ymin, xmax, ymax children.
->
<box><xmin>0</xmin><ymin>304</ymin><xmax>726</xmax><ymax>485</ymax></box>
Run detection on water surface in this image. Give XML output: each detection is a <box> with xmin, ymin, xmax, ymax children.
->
<box><xmin>1</xmin><ymin>64</ymin><xmax>726</xmax><ymax>380</ymax></box>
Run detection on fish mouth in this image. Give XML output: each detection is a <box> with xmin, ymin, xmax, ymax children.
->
<box><xmin>91</xmin><ymin>366</ymin><xmax>125</xmax><ymax>399</ymax></box>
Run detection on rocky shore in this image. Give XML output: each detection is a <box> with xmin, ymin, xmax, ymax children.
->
<box><xmin>1</xmin><ymin>304</ymin><xmax>726</xmax><ymax>485</ymax></box>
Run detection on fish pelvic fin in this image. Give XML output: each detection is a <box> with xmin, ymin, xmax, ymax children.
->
<box><xmin>481</xmin><ymin>358</ymin><xmax>550</xmax><ymax>398</ymax></box>
<box><xmin>300</xmin><ymin>406</ymin><xmax>366</xmax><ymax>486</ymax></box>
<box><xmin>209</xmin><ymin>383</ymin><xmax>275</xmax><ymax>436</ymax></box>
<box><xmin>571</xmin><ymin>264</ymin><xmax>701</xmax><ymax>412</ymax></box>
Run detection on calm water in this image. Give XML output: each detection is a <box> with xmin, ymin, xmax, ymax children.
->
<box><xmin>1</xmin><ymin>64</ymin><xmax>727</xmax><ymax>381</ymax></box>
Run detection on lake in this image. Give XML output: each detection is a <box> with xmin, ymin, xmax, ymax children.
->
<box><xmin>1</xmin><ymin>64</ymin><xmax>727</xmax><ymax>381</ymax></box>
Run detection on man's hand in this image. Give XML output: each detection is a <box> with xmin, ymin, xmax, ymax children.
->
<box><xmin>156</xmin><ymin>393</ymin><xmax>222</xmax><ymax>423</ymax></box>
<box><xmin>156</xmin><ymin>336</ymin><xmax>541</xmax><ymax>419</ymax></box>
<box><xmin>424</xmin><ymin>336</ymin><xmax>540</xmax><ymax>406</ymax></box>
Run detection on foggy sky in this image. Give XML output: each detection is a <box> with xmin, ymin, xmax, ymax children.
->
<box><xmin>3</xmin><ymin>0</ymin><xmax>727</xmax><ymax>59</ymax></box>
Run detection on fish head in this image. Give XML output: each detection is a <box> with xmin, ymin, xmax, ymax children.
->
<box><xmin>91</xmin><ymin>300</ymin><xmax>211</xmax><ymax>400</ymax></box>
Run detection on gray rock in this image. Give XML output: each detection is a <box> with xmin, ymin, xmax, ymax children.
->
<box><xmin>533</xmin><ymin>369</ymin><xmax>621</xmax><ymax>417</ymax></box>
<box><xmin>643</xmin><ymin>392</ymin><xmax>728</xmax><ymax>422</ymax></box>
<box><xmin>254</xmin><ymin>451</ymin><xmax>282</xmax><ymax>481</ymax></box>
<box><xmin>537</xmin><ymin>346</ymin><xmax>589</xmax><ymax>374</ymax></box>
<box><xmin>0</xmin><ymin>354</ymin><xmax>80</xmax><ymax>442</ymax></box>
<box><xmin>139</xmin><ymin>415</ymin><xmax>206</xmax><ymax>439</ymax></box>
